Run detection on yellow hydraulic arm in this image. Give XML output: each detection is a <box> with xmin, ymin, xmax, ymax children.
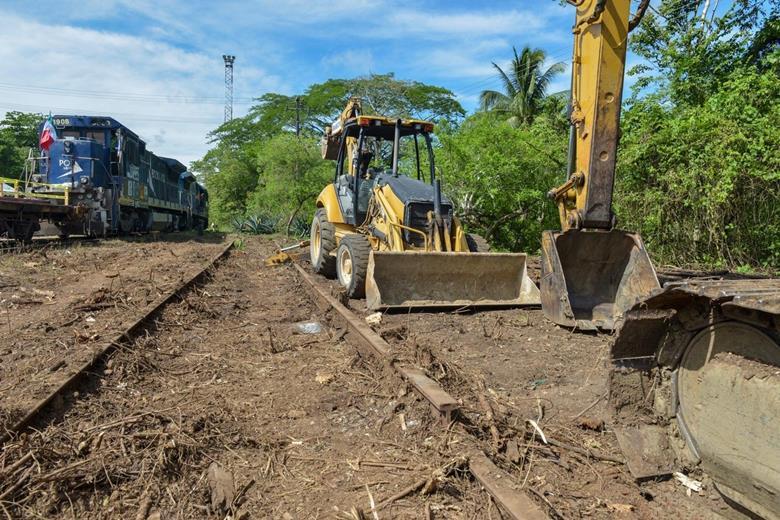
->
<box><xmin>549</xmin><ymin>0</ymin><xmax>631</xmax><ymax>231</ymax></box>
<box><xmin>540</xmin><ymin>0</ymin><xmax>659</xmax><ymax>331</ymax></box>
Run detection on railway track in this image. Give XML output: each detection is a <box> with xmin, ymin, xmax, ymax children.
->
<box><xmin>290</xmin><ymin>260</ymin><xmax>549</xmax><ymax>519</ymax></box>
<box><xmin>0</xmin><ymin>240</ymin><xmax>234</xmax><ymax>443</ymax></box>
<box><xmin>0</xmin><ymin>236</ymin><xmax>733</xmax><ymax>518</ymax></box>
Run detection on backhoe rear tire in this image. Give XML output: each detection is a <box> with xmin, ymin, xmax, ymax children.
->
<box><xmin>310</xmin><ymin>208</ymin><xmax>337</xmax><ymax>278</ymax></box>
<box><xmin>336</xmin><ymin>234</ymin><xmax>372</xmax><ymax>299</ymax></box>
<box><xmin>466</xmin><ymin>233</ymin><xmax>491</xmax><ymax>252</ymax></box>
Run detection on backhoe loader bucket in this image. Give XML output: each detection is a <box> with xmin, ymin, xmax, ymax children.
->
<box><xmin>540</xmin><ymin>230</ymin><xmax>660</xmax><ymax>330</ymax></box>
<box><xmin>365</xmin><ymin>251</ymin><xmax>540</xmax><ymax>310</ymax></box>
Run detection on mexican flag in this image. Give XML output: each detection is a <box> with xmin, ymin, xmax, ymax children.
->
<box><xmin>39</xmin><ymin>114</ymin><xmax>58</xmax><ymax>151</ymax></box>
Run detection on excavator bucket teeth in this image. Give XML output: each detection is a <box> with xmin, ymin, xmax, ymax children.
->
<box><xmin>365</xmin><ymin>251</ymin><xmax>540</xmax><ymax>310</ymax></box>
<box><xmin>540</xmin><ymin>229</ymin><xmax>660</xmax><ymax>330</ymax></box>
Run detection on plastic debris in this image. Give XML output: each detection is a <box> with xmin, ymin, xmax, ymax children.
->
<box><xmin>674</xmin><ymin>472</ymin><xmax>703</xmax><ymax>496</ymax></box>
<box><xmin>365</xmin><ymin>312</ymin><xmax>383</xmax><ymax>327</ymax></box>
<box><xmin>292</xmin><ymin>321</ymin><xmax>324</xmax><ymax>334</ymax></box>
<box><xmin>527</xmin><ymin>419</ymin><xmax>548</xmax><ymax>444</ymax></box>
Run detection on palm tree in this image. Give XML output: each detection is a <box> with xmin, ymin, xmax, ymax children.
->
<box><xmin>479</xmin><ymin>46</ymin><xmax>566</xmax><ymax>126</ymax></box>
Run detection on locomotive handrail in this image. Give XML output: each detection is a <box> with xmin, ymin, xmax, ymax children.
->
<box><xmin>0</xmin><ymin>177</ymin><xmax>70</xmax><ymax>205</ymax></box>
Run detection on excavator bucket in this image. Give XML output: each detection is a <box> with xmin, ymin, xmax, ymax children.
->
<box><xmin>365</xmin><ymin>251</ymin><xmax>540</xmax><ymax>310</ymax></box>
<box><xmin>540</xmin><ymin>229</ymin><xmax>660</xmax><ymax>330</ymax></box>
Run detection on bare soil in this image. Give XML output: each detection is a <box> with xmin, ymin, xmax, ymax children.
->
<box><xmin>0</xmin><ymin>237</ymin><xmax>488</xmax><ymax>518</ymax></box>
<box><xmin>0</xmin><ymin>234</ymin><xmax>227</xmax><ymax>430</ymax></box>
<box><xmin>0</xmin><ymin>236</ymin><xmax>737</xmax><ymax>518</ymax></box>
<box><xmin>309</xmin><ymin>253</ymin><xmax>732</xmax><ymax>520</ymax></box>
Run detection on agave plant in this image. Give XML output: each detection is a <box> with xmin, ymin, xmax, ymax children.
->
<box><xmin>232</xmin><ymin>214</ymin><xmax>280</xmax><ymax>235</ymax></box>
<box><xmin>231</xmin><ymin>216</ymin><xmax>246</xmax><ymax>233</ymax></box>
<box><xmin>288</xmin><ymin>216</ymin><xmax>310</xmax><ymax>238</ymax></box>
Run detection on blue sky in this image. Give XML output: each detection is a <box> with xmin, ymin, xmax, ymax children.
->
<box><xmin>0</xmin><ymin>1</ymin><xmax>728</xmax><ymax>164</ymax></box>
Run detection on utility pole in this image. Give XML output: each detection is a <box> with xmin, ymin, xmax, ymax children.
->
<box><xmin>295</xmin><ymin>96</ymin><xmax>301</xmax><ymax>138</ymax></box>
<box><xmin>222</xmin><ymin>55</ymin><xmax>235</xmax><ymax>122</ymax></box>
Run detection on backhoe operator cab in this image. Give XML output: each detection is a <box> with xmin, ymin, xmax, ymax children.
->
<box><xmin>329</xmin><ymin>116</ymin><xmax>446</xmax><ymax>237</ymax></box>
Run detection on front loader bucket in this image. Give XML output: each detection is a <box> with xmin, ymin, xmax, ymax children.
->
<box><xmin>540</xmin><ymin>229</ymin><xmax>660</xmax><ymax>330</ymax></box>
<box><xmin>365</xmin><ymin>251</ymin><xmax>540</xmax><ymax>310</ymax></box>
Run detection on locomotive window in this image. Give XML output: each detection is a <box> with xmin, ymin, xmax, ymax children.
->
<box><xmin>86</xmin><ymin>131</ymin><xmax>106</xmax><ymax>145</ymax></box>
<box><xmin>126</xmin><ymin>140</ymin><xmax>138</xmax><ymax>164</ymax></box>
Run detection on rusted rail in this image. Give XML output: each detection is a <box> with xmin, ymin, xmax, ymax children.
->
<box><xmin>291</xmin><ymin>261</ymin><xmax>548</xmax><ymax>519</ymax></box>
<box><xmin>1</xmin><ymin>240</ymin><xmax>234</xmax><ymax>442</ymax></box>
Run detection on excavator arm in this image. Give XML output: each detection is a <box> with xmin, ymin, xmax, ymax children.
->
<box><xmin>540</xmin><ymin>0</ymin><xmax>659</xmax><ymax>330</ymax></box>
<box><xmin>550</xmin><ymin>0</ymin><xmax>630</xmax><ymax>231</ymax></box>
<box><xmin>546</xmin><ymin>5</ymin><xmax>780</xmax><ymax>517</ymax></box>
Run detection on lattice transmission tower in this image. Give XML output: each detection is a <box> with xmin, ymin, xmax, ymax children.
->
<box><xmin>222</xmin><ymin>55</ymin><xmax>236</xmax><ymax>122</ymax></box>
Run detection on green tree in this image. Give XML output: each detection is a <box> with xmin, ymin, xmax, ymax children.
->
<box><xmin>0</xmin><ymin>111</ymin><xmax>42</xmax><ymax>179</ymax></box>
<box><xmin>628</xmin><ymin>0</ymin><xmax>775</xmax><ymax>106</ymax></box>
<box><xmin>191</xmin><ymin>142</ymin><xmax>260</xmax><ymax>227</ymax></box>
<box><xmin>617</xmin><ymin>64</ymin><xmax>780</xmax><ymax>268</ymax></box>
<box><xmin>248</xmin><ymin>134</ymin><xmax>331</xmax><ymax>234</ymax></box>
<box><xmin>194</xmin><ymin>74</ymin><xmax>465</xmax><ymax>230</ymax></box>
<box><xmin>209</xmin><ymin>74</ymin><xmax>465</xmax><ymax>148</ymax></box>
<box><xmin>615</xmin><ymin>0</ymin><xmax>780</xmax><ymax>269</ymax></box>
<box><xmin>479</xmin><ymin>46</ymin><xmax>566</xmax><ymax>127</ymax></box>
<box><xmin>436</xmin><ymin>113</ymin><xmax>566</xmax><ymax>252</ymax></box>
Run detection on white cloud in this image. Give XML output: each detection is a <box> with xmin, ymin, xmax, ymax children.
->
<box><xmin>321</xmin><ymin>50</ymin><xmax>375</xmax><ymax>74</ymax></box>
<box><xmin>0</xmin><ymin>11</ymin><xmax>286</xmax><ymax>165</ymax></box>
<box><xmin>385</xmin><ymin>9</ymin><xmax>546</xmax><ymax>39</ymax></box>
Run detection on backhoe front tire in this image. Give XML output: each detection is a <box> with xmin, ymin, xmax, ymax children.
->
<box><xmin>466</xmin><ymin>233</ymin><xmax>491</xmax><ymax>252</ymax></box>
<box><xmin>310</xmin><ymin>208</ymin><xmax>337</xmax><ymax>278</ymax></box>
<box><xmin>336</xmin><ymin>234</ymin><xmax>372</xmax><ymax>299</ymax></box>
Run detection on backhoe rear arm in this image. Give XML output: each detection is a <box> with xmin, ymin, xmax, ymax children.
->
<box><xmin>551</xmin><ymin>0</ymin><xmax>631</xmax><ymax>231</ymax></box>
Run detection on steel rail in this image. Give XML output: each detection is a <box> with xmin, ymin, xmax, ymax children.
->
<box><xmin>291</xmin><ymin>260</ymin><xmax>547</xmax><ymax>520</ymax></box>
<box><xmin>1</xmin><ymin>240</ymin><xmax>234</xmax><ymax>443</ymax></box>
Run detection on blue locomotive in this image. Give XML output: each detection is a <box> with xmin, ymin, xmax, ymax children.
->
<box><xmin>32</xmin><ymin>115</ymin><xmax>208</xmax><ymax>236</ymax></box>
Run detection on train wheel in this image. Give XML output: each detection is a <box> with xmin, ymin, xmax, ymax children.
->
<box><xmin>14</xmin><ymin>220</ymin><xmax>38</xmax><ymax>244</ymax></box>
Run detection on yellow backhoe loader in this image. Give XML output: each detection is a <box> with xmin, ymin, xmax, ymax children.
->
<box><xmin>547</xmin><ymin>2</ymin><xmax>780</xmax><ymax>518</ymax></box>
<box><xmin>310</xmin><ymin>99</ymin><xmax>539</xmax><ymax>309</ymax></box>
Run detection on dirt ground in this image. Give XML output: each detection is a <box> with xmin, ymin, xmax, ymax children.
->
<box><xmin>0</xmin><ymin>237</ymin><xmax>492</xmax><ymax>519</ymax></box>
<box><xmin>0</xmin><ymin>235</ymin><xmax>736</xmax><ymax>518</ymax></box>
<box><xmin>0</xmin><ymin>234</ymin><xmax>227</xmax><ymax>432</ymax></box>
<box><xmin>304</xmin><ymin>251</ymin><xmax>732</xmax><ymax>519</ymax></box>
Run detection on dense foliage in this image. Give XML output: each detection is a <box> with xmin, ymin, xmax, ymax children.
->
<box><xmin>437</xmin><ymin>111</ymin><xmax>566</xmax><ymax>251</ymax></box>
<box><xmin>0</xmin><ymin>111</ymin><xmax>41</xmax><ymax>179</ymax></box>
<box><xmin>616</xmin><ymin>0</ymin><xmax>779</xmax><ymax>268</ymax></box>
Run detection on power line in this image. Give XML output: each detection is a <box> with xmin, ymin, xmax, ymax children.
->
<box><xmin>0</xmin><ymin>102</ymin><xmax>222</xmax><ymax>125</ymax></box>
<box><xmin>0</xmin><ymin>82</ymin><xmax>255</xmax><ymax>104</ymax></box>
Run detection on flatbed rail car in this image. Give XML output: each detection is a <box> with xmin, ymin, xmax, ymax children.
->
<box><xmin>23</xmin><ymin>115</ymin><xmax>208</xmax><ymax>238</ymax></box>
<box><xmin>0</xmin><ymin>177</ymin><xmax>80</xmax><ymax>242</ymax></box>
